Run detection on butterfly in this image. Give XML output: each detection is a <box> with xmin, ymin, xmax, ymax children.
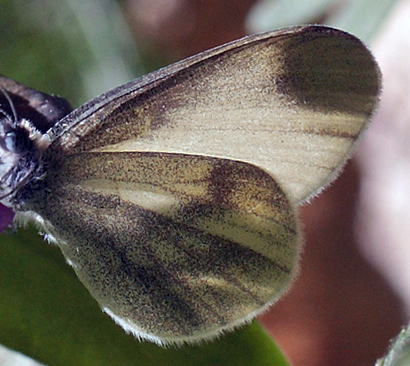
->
<box><xmin>0</xmin><ymin>25</ymin><xmax>380</xmax><ymax>345</ymax></box>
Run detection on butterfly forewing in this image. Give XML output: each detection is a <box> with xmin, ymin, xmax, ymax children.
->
<box><xmin>47</xmin><ymin>25</ymin><xmax>380</xmax><ymax>204</ymax></box>
<box><xmin>34</xmin><ymin>152</ymin><xmax>298</xmax><ymax>343</ymax></box>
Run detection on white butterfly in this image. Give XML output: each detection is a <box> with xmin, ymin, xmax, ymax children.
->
<box><xmin>0</xmin><ymin>25</ymin><xmax>380</xmax><ymax>345</ymax></box>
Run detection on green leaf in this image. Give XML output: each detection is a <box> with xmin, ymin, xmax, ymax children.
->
<box><xmin>377</xmin><ymin>325</ymin><xmax>410</xmax><ymax>366</ymax></box>
<box><xmin>0</xmin><ymin>228</ymin><xmax>290</xmax><ymax>366</ymax></box>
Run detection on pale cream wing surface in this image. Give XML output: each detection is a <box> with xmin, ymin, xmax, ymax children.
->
<box><xmin>33</xmin><ymin>152</ymin><xmax>299</xmax><ymax>343</ymax></box>
<box><xmin>47</xmin><ymin>25</ymin><xmax>380</xmax><ymax>204</ymax></box>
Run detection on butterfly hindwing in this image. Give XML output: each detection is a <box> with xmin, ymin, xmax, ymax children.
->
<box><xmin>34</xmin><ymin>152</ymin><xmax>299</xmax><ymax>343</ymax></box>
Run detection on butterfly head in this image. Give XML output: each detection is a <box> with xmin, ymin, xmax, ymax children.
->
<box><xmin>0</xmin><ymin>89</ymin><xmax>49</xmax><ymax>208</ymax></box>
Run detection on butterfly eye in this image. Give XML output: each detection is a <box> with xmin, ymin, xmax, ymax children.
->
<box><xmin>4</xmin><ymin>130</ymin><xmax>30</xmax><ymax>154</ymax></box>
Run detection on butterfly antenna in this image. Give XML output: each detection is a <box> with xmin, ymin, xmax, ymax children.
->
<box><xmin>0</xmin><ymin>85</ymin><xmax>17</xmax><ymax>125</ymax></box>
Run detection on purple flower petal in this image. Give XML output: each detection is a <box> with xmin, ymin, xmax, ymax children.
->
<box><xmin>0</xmin><ymin>203</ymin><xmax>14</xmax><ymax>232</ymax></box>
